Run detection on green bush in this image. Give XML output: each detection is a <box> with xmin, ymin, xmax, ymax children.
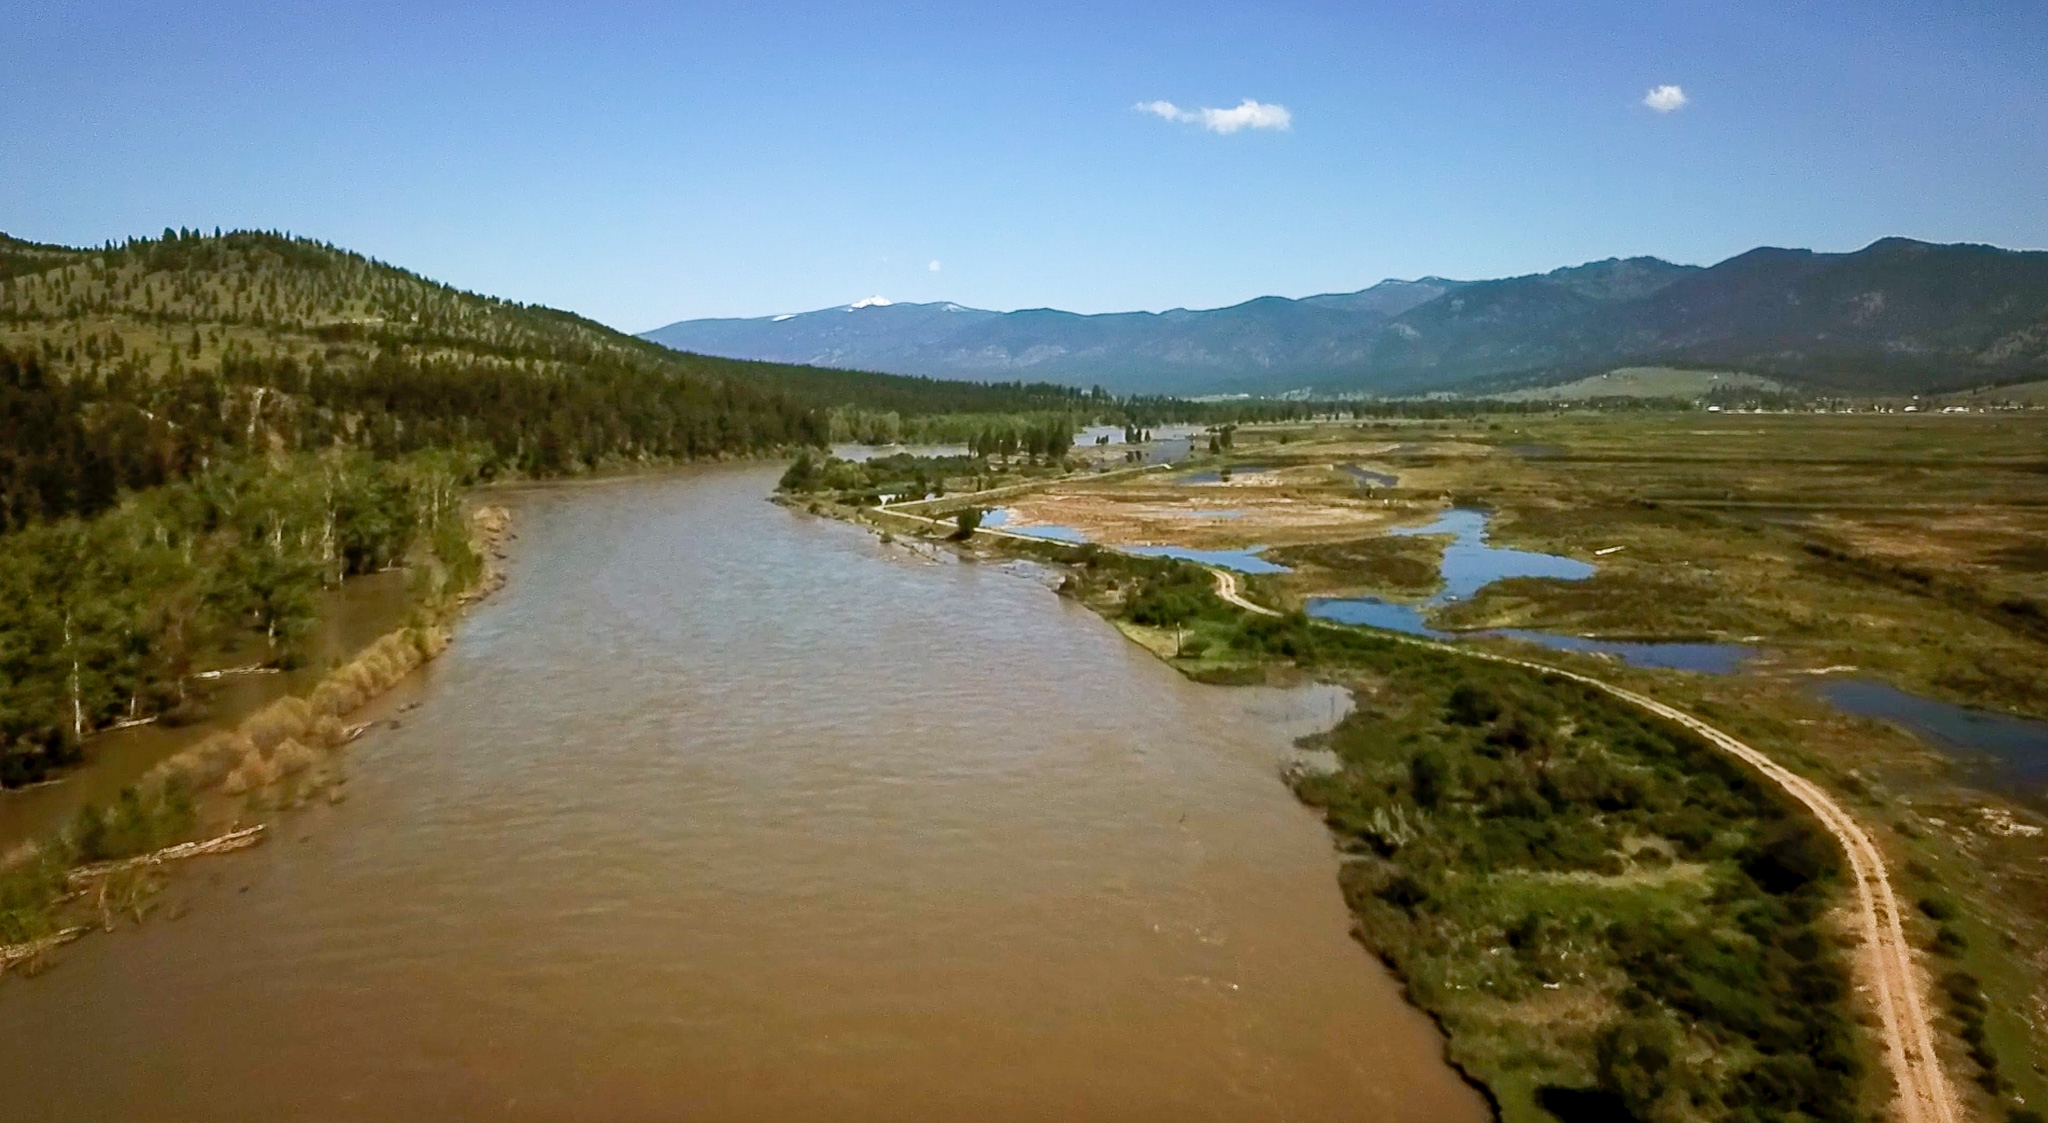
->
<box><xmin>1917</xmin><ymin>894</ymin><xmax>1959</xmax><ymax>921</ymax></box>
<box><xmin>1289</xmin><ymin>655</ymin><xmax>1863</xmax><ymax>1121</ymax></box>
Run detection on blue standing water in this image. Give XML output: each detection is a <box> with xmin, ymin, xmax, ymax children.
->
<box><xmin>1817</xmin><ymin>678</ymin><xmax>2048</xmax><ymax>806</ymax></box>
<box><xmin>1306</xmin><ymin>509</ymin><xmax>1757</xmax><ymax>673</ymax></box>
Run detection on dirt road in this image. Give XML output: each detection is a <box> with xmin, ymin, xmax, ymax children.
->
<box><xmin>1206</xmin><ymin>568</ymin><xmax>1958</xmax><ymax>1123</ymax></box>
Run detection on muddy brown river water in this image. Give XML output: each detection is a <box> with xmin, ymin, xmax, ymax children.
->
<box><xmin>0</xmin><ymin>466</ymin><xmax>1486</xmax><ymax>1123</ymax></box>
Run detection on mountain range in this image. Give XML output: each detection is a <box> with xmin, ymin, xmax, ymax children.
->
<box><xmin>642</xmin><ymin>239</ymin><xmax>2048</xmax><ymax>397</ymax></box>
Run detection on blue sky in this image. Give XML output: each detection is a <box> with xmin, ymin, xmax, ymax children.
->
<box><xmin>4</xmin><ymin>1</ymin><xmax>2044</xmax><ymax>330</ymax></box>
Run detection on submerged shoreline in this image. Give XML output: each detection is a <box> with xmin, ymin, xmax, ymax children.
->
<box><xmin>0</xmin><ymin>503</ymin><xmax>513</xmax><ymax>975</ymax></box>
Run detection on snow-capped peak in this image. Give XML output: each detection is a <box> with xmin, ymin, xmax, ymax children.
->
<box><xmin>771</xmin><ymin>313</ymin><xmax>796</xmax><ymax>322</ymax></box>
<box><xmin>848</xmin><ymin>295</ymin><xmax>892</xmax><ymax>310</ymax></box>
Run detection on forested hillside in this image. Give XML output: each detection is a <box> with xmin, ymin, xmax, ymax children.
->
<box><xmin>0</xmin><ymin>227</ymin><xmax>1107</xmax><ymax>785</ymax></box>
<box><xmin>0</xmin><ymin>228</ymin><xmax>1112</xmax><ymax>522</ymax></box>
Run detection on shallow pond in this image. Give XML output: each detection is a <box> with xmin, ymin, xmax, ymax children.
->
<box><xmin>1495</xmin><ymin>632</ymin><xmax>1761</xmax><ymax>674</ymax></box>
<box><xmin>1127</xmin><ymin>545</ymin><xmax>1290</xmax><ymax>575</ymax></box>
<box><xmin>978</xmin><ymin>507</ymin><xmax>1090</xmax><ymax>543</ymax></box>
<box><xmin>1306</xmin><ymin>509</ymin><xmax>1758</xmax><ymax>673</ymax></box>
<box><xmin>981</xmin><ymin>510</ymin><xmax>1288</xmax><ymax>573</ymax></box>
<box><xmin>1400</xmin><ymin>508</ymin><xmax>1594</xmax><ymax>601</ymax></box>
<box><xmin>1177</xmin><ymin>465</ymin><xmax>1274</xmax><ymax>485</ymax></box>
<box><xmin>1816</xmin><ymin>678</ymin><xmax>2048</xmax><ymax>806</ymax></box>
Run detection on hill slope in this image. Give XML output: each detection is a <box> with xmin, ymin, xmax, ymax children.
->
<box><xmin>644</xmin><ymin>240</ymin><xmax>2048</xmax><ymax>396</ymax></box>
<box><xmin>644</xmin><ymin>276</ymin><xmax>1470</xmax><ymax>395</ymax></box>
<box><xmin>0</xmin><ymin>227</ymin><xmax>1098</xmax><ymax>529</ymax></box>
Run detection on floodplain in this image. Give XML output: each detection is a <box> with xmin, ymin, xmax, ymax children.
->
<box><xmin>828</xmin><ymin>409</ymin><xmax>2048</xmax><ymax>1123</ymax></box>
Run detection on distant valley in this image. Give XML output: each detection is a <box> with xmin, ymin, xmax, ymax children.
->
<box><xmin>642</xmin><ymin>238</ymin><xmax>2048</xmax><ymax>397</ymax></box>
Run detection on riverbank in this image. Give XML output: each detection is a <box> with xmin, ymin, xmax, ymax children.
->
<box><xmin>794</xmin><ymin>467</ymin><xmax>1961</xmax><ymax>1123</ymax></box>
<box><xmin>0</xmin><ymin>501</ymin><xmax>512</xmax><ymax>975</ymax></box>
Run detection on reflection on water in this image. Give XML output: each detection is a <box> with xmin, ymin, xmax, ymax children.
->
<box><xmin>0</xmin><ymin>466</ymin><xmax>1485</xmax><ymax>1123</ymax></box>
<box><xmin>1178</xmin><ymin>464</ymin><xmax>1273</xmax><ymax>485</ymax></box>
<box><xmin>1817</xmin><ymin>678</ymin><xmax>2048</xmax><ymax>806</ymax></box>
<box><xmin>1305</xmin><ymin>509</ymin><xmax>1757</xmax><ymax>673</ymax></box>
<box><xmin>1308</xmin><ymin>508</ymin><xmax>1593</xmax><ymax>635</ymax></box>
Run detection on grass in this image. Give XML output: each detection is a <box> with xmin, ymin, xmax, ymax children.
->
<box><xmin>1265</xmin><ymin>533</ymin><xmax>1448</xmax><ymax>603</ymax></box>
<box><xmin>1496</xmin><ymin>367</ymin><xmax>1783</xmax><ymax>402</ymax></box>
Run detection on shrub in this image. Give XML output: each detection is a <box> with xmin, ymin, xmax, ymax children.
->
<box><xmin>1917</xmin><ymin>894</ymin><xmax>1959</xmax><ymax>922</ymax></box>
<box><xmin>1446</xmin><ymin>682</ymin><xmax>1503</xmax><ymax>726</ymax></box>
<box><xmin>1409</xmin><ymin>750</ymin><xmax>1449</xmax><ymax>808</ymax></box>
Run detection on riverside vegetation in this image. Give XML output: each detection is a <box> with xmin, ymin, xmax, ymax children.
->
<box><xmin>0</xmin><ymin>474</ymin><xmax>501</xmax><ymax>967</ymax></box>
<box><xmin>1078</xmin><ymin>570</ymin><xmax>1865</xmax><ymax>1123</ymax></box>
<box><xmin>781</xmin><ymin>431</ymin><xmax>2048</xmax><ymax>1123</ymax></box>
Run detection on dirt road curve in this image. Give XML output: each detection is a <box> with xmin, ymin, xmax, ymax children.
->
<box><xmin>1205</xmin><ymin>568</ymin><xmax>1958</xmax><ymax>1123</ymax></box>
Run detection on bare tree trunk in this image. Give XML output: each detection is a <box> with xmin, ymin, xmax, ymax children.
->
<box><xmin>65</xmin><ymin>612</ymin><xmax>83</xmax><ymax>742</ymax></box>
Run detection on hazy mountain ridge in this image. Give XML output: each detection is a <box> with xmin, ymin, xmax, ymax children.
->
<box><xmin>643</xmin><ymin>240</ymin><xmax>2048</xmax><ymax>395</ymax></box>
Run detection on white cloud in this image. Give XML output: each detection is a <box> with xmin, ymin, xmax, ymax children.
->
<box><xmin>1137</xmin><ymin>97</ymin><xmax>1292</xmax><ymax>134</ymax></box>
<box><xmin>928</xmin><ymin>260</ymin><xmax>941</xmax><ymax>272</ymax></box>
<box><xmin>1642</xmin><ymin>84</ymin><xmax>1688</xmax><ymax>113</ymax></box>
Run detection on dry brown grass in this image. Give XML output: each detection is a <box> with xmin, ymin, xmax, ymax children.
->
<box><xmin>145</xmin><ymin>624</ymin><xmax>447</xmax><ymax>803</ymax></box>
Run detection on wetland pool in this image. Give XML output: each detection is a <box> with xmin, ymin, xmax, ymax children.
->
<box><xmin>1307</xmin><ymin>509</ymin><xmax>1758</xmax><ymax>673</ymax></box>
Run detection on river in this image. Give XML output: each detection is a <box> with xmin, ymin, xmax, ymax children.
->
<box><xmin>0</xmin><ymin>466</ymin><xmax>1485</xmax><ymax>1123</ymax></box>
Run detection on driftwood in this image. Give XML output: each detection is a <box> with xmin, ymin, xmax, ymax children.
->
<box><xmin>190</xmin><ymin>664</ymin><xmax>280</xmax><ymax>680</ymax></box>
<box><xmin>64</xmin><ymin>824</ymin><xmax>267</xmax><ymax>889</ymax></box>
<box><xmin>0</xmin><ymin>926</ymin><xmax>88</xmax><ymax>972</ymax></box>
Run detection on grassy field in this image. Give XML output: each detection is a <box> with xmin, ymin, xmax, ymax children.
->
<box><xmin>1495</xmin><ymin>367</ymin><xmax>1783</xmax><ymax>402</ymax></box>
